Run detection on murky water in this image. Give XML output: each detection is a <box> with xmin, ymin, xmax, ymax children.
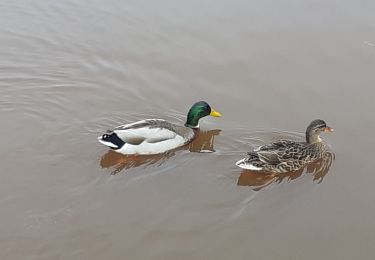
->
<box><xmin>1</xmin><ymin>0</ymin><xmax>375</xmax><ymax>259</ymax></box>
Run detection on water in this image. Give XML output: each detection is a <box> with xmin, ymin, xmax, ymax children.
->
<box><xmin>1</xmin><ymin>0</ymin><xmax>375</xmax><ymax>259</ymax></box>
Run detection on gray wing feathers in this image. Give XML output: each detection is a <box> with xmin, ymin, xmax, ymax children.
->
<box><xmin>111</xmin><ymin>119</ymin><xmax>193</xmax><ymax>145</ymax></box>
<box><xmin>114</xmin><ymin>119</ymin><xmax>175</xmax><ymax>131</ymax></box>
<box><xmin>257</xmin><ymin>151</ymin><xmax>281</xmax><ymax>164</ymax></box>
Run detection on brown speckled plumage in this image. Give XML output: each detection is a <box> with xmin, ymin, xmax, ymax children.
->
<box><xmin>236</xmin><ymin>120</ymin><xmax>334</xmax><ymax>173</ymax></box>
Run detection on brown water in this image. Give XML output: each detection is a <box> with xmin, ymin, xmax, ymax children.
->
<box><xmin>1</xmin><ymin>0</ymin><xmax>375</xmax><ymax>259</ymax></box>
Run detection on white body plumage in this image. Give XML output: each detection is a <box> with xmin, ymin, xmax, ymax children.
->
<box><xmin>235</xmin><ymin>158</ymin><xmax>263</xmax><ymax>170</ymax></box>
<box><xmin>98</xmin><ymin>119</ymin><xmax>194</xmax><ymax>155</ymax></box>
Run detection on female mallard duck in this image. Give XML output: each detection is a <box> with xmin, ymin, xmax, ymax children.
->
<box><xmin>98</xmin><ymin>101</ymin><xmax>221</xmax><ymax>155</ymax></box>
<box><xmin>236</xmin><ymin>119</ymin><xmax>334</xmax><ymax>173</ymax></box>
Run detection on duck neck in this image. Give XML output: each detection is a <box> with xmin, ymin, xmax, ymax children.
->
<box><xmin>185</xmin><ymin>114</ymin><xmax>200</xmax><ymax>128</ymax></box>
<box><xmin>306</xmin><ymin>132</ymin><xmax>321</xmax><ymax>144</ymax></box>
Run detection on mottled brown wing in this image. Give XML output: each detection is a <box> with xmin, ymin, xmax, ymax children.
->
<box><xmin>257</xmin><ymin>151</ymin><xmax>281</xmax><ymax>164</ymax></box>
<box><xmin>257</xmin><ymin>142</ymin><xmax>307</xmax><ymax>164</ymax></box>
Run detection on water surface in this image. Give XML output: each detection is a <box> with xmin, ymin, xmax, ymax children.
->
<box><xmin>1</xmin><ymin>0</ymin><xmax>375</xmax><ymax>259</ymax></box>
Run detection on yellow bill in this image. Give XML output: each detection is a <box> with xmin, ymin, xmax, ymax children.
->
<box><xmin>210</xmin><ymin>109</ymin><xmax>222</xmax><ymax>117</ymax></box>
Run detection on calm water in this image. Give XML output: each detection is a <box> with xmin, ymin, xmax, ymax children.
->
<box><xmin>1</xmin><ymin>0</ymin><xmax>375</xmax><ymax>259</ymax></box>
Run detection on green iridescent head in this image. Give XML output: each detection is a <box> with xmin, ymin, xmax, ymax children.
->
<box><xmin>185</xmin><ymin>101</ymin><xmax>222</xmax><ymax>128</ymax></box>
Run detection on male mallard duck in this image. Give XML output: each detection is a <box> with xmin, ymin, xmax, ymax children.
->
<box><xmin>98</xmin><ymin>101</ymin><xmax>222</xmax><ymax>155</ymax></box>
<box><xmin>236</xmin><ymin>119</ymin><xmax>334</xmax><ymax>173</ymax></box>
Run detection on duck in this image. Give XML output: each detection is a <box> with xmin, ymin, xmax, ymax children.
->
<box><xmin>98</xmin><ymin>101</ymin><xmax>222</xmax><ymax>155</ymax></box>
<box><xmin>236</xmin><ymin>119</ymin><xmax>334</xmax><ymax>173</ymax></box>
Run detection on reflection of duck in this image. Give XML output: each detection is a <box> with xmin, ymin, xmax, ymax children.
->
<box><xmin>100</xmin><ymin>129</ymin><xmax>221</xmax><ymax>175</ymax></box>
<box><xmin>98</xmin><ymin>101</ymin><xmax>221</xmax><ymax>155</ymax></box>
<box><xmin>237</xmin><ymin>151</ymin><xmax>334</xmax><ymax>190</ymax></box>
<box><xmin>188</xmin><ymin>129</ymin><xmax>221</xmax><ymax>153</ymax></box>
<box><xmin>236</xmin><ymin>120</ymin><xmax>334</xmax><ymax>173</ymax></box>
